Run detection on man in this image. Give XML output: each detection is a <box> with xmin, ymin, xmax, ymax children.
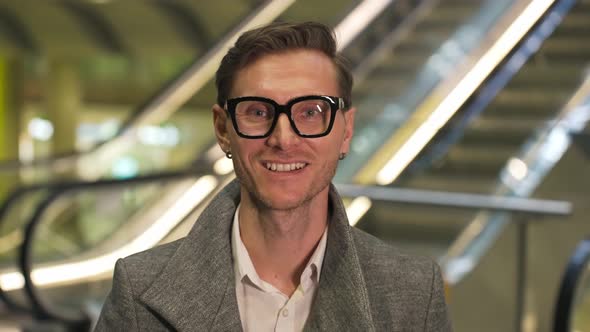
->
<box><xmin>95</xmin><ymin>22</ymin><xmax>451</xmax><ymax>331</ymax></box>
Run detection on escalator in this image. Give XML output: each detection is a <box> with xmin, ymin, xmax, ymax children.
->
<box><xmin>336</xmin><ymin>0</ymin><xmax>517</xmax><ymax>180</ymax></box>
<box><xmin>356</xmin><ymin>0</ymin><xmax>589</xmax><ymax>257</ymax></box>
<box><xmin>403</xmin><ymin>0</ymin><xmax>590</xmax><ymax>193</ymax></box>
<box><xmin>2</xmin><ymin>0</ymin><xmax>585</xmax><ymax>330</ymax></box>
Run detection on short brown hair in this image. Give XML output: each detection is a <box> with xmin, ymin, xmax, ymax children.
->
<box><xmin>215</xmin><ymin>21</ymin><xmax>353</xmax><ymax>108</ymax></box>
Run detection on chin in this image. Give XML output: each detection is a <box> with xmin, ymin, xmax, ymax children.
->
<box><xmin>257</xmin><ymin>191</ymin><xmax>308</xmax><ymax>211</ymax></box>
<box><xmin>236</xmin><ymin>166</ymin><xmax>332</xmax><ymax>211</ymax></box>
<box><xmin>259</xmin><ymin>181</ymin><xmax>332</xmax><ymax>212</ymax></box>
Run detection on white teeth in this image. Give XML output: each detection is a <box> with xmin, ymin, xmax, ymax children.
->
<box><xmin>265</xmin><ymin>162</ymin><xmax>307</xmax><ymax>172</ymax></box>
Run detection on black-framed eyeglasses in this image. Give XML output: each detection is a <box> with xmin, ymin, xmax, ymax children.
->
<box><xmin>225</xmin><ymin>95</ymin><xmax>347</xmax><ymax>139</ymax></box>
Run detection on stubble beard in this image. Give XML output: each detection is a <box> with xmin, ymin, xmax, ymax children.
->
<box><xmin>234</xmin><ymin>158</ymin><xmax>339</xmax><ymax>213</ymax></box>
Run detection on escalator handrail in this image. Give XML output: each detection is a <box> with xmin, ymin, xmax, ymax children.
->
<box><xmin>553</xmin><ymin>238</ymin><xmax>590</xmax><ymax>332</ymax></box>
<box><xmin>0</xmin><ymin>167</ymin><xmax>204</xmax><ymax>317</ymax></box>
<box><xmin>0</xmin><ymin>0</ymin><xmax>292</xmax><ymax>172</ymax></box>
<box><xmin>18</xmin><ymin>168</ymin><xmax>214</xmax><ymax>325</ymax></box>
<box><xmin>0</xmin><ymin>185</ymin><xmax>49</xmax><ymax>313</ymax></box>
<box><xmin>336</xmin><ymin>184</ymin><xmax>572</xmax><ymax>216</ymax></box>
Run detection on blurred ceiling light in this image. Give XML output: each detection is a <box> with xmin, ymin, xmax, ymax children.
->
<box><xmin>99</xmin><ymin>119</ymin><xmax>120</xmax><ymax>140</ymax></box>
<box><xmin>335</xmin><ymin>0</ymin><xmax>392</xmax><ymax>50</ymax></box>
<box><xmin>78</xmin><ymin>120</ymin><xmax>120</xmax><ymax>149</ymax></box>
<box><xmin>444</xmin><ymin>256</ymin><xmax>475</xmax><ymax>285</ymax></box>
<box><xmin>0</xmin><ymin>175</ymin><xmax>218</xmax><ymax>291</ymax></box>
<box><xmin>376</xmin><ymin>0</ymin><xmax>555</xmax><ymax>185</ymax></box>
<box><xmin>137</xmin><ymin>125</ymin><xmax>180</xmax><ymax>147</ymax></box>
<box><xmin>540</xmin><ymin>128</ymin><xmax>569</xmax><ymax>163</ymax></box>
<box><xmin>346</xmin><ymin>196</ymin><xmax>372</xmax><ymax>227</ymax></box>
<box><xmin>28</xmin><ymin>118</ymin><xmax>54</xmax><ymax>141</ymax></box>
<box><xmin>19</xmin><ymin>132</ymin><xmax>34</xmax><ymax>162</ymax></box>
<box><xmin>507</xmin><ymin>157</ymin><xmax>528</xmax><ymax>181</ymax></box>
<box><xmin>112</xmin><ymin>156</ymin><xmax>139</xmax><ymax>179</ymax></box>
<box><xmin>0</xmin><ymin>272</ymin><xmax>23</xmax><ymax>292</ymax></box>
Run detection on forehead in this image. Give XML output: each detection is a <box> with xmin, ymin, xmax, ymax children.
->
<box><xmin>230</xmin><ymin>49</ymin><xmax>339</xmax><ymax>102</ymax></box>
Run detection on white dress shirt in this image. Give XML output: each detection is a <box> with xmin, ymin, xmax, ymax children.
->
<box><xmin>231</xmin><ymin>205</ymin><xmax>328</xmax><ymax>332</ymax></box>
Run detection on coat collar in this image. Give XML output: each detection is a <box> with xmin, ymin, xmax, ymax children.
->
<box><xmin>140</xmin><ymin>180</ymin><xmax>375</xmax><ymax>331</ymax></box>
<box><xmin>304</xmin><ymin>185</ymin><xmax>376</xmax><ymax>332</ymax></box>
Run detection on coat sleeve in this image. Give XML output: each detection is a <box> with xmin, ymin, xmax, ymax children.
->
<box><xmin>94</xmin><ymin>259</ymin><xmax>139</xmax><ymax>332</ymax></box>
<box><xmin>425</xmin><ymin>262</ymin><xmax>453</xmax><ymax>331</ymax></box>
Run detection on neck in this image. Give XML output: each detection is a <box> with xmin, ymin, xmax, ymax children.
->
<box><xmin>238</xmin><ymin>190</ymin><xmax>329</xmax><ymax>296</ymax></box>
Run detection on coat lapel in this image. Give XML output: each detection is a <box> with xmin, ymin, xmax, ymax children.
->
<box><xmin>140</xmin><ymin>181</ymin><xmax>243</xmax><ymax>332</ymax></box>
<box><xmin>305</xmin><ymin>185</ymin><xmax>376</xmax><ymax>332</ymax></box>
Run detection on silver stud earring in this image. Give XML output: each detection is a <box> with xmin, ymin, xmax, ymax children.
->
<box><xmin>339</xmin><ymin>152</ymin><xmax>347</xmax><ymax>160</ymax></box>
<box><xmin>226</xmin><ymin>151</ymin><xmax>232</xmax><ymax>159</ymax></box>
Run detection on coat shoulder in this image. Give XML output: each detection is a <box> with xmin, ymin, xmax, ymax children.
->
<box><xmin>350</xmin><ymin>227</ymin><xmax>451</xmax><ymax>331</ymax></box>
<box><xmin>351</xmin><ymin>227</ymin><xmax>434</xmax><ymax>275</ymax></box>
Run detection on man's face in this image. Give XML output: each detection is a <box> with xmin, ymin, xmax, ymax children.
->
<box><xmin>213</xmin><ymin>49</ymin><xmax>355</xmax><ymax>210</ymax></box>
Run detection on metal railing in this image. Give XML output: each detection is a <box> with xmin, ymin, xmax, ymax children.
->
<box><xmin>0</xmin><ymin>168</ymin><xmax>205</xmax><ymax>314</ymax></box>
<box><xmin>554</xmin><ymin>238</ymin><xmax>590</xmax><ymax>332</ymax></box>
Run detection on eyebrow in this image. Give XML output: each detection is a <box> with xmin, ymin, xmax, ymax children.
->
<box><xmin>229</xmin><ymin>94</ymin><xmax>330</xmax><ymax>103</ymax></box>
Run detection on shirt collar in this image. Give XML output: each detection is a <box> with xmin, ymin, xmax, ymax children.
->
<box><xmin>231</xmin><ymin>204</ymin><xmax>261</xmax><ymax>287</ymax></box>
<box><xmin>231</xmin><ymin>204</ymin><xmax>328</xmax><ymax>293</ymax></box>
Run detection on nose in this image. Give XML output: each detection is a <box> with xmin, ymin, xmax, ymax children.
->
<box><xmin>266</xmin><ymin>114</ymin><xmax>300</xmax><ymax>149</ymax></box>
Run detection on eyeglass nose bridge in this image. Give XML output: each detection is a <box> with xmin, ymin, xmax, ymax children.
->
<box><xmin>267</xmin><ymin>104</ymin><xmax>303</xmax><ymax>137</ymax></box>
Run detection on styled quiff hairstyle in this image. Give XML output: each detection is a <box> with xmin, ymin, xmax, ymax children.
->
<box><xmin>215</xmin><ymin>21</ymin><xmax>353</xmax><ymax>108</ymax></box>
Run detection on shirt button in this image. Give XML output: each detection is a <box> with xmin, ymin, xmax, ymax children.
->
<box><xmin>282</xmin><ymin>309</ymin><xmax>289</xmax><ymax>317</ymax></box>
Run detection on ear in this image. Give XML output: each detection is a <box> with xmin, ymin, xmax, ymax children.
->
<box><xmin>212</xmin><ymin>104</ymin><xmax>231</xmax><ymax>153</ymax></box>
<box><xmin>340</xmin><ymin>107</ymin><xmax>356</xmax><ymax>155</ymax></box>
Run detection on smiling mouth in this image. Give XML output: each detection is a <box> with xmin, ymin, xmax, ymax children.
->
<box><xmin>265</xmin><ymin>162</ymin><xmax>308</xmax><ymax>172</ymax></box>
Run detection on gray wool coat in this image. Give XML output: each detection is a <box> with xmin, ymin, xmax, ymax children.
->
<box><xmin>94</xmin><ymin>180</ymin><xmax>452</xmax><ymax>331</ymax></box>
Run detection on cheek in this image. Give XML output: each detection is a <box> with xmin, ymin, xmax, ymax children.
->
<box><xmin>311</xmin><ymin>138</ymin><xmax>342</xmax><ymax>162</ymax></box>
<box><xmin>325</xmin><ymin>131</ymin><xmax>346</xmax><ymax>151</ymax></box>
<box><xmin>231</xmin><ymin>140</ymin><xmax>260</xmax><ymax>166</ymax></box>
